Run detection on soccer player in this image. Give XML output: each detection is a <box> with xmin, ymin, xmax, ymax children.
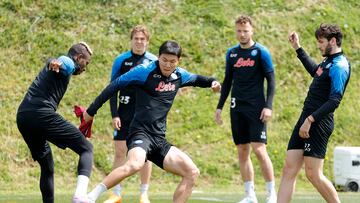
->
<box><xmin>214</xmin><ymin>15</ymin><xmax>276</xmax><ymax>203</ymax></box>
<box><xmin>84</xmin><ymin>40</ymin><xmax>221</xmax><ymax>203</ymax></box>
<box><xmin>277</xmin><ymin>24</ymin><xmax>350</xmax><ymax>203</ymax></box>
<box><xmin>16</xmin><ymin>42</ymin><xmax>94</xmax><ymax>203</ymax></box>
<box><xmin>105</xmin><ymin>25</ymin><xmax>157</xmax><ymax>203</ymax></box>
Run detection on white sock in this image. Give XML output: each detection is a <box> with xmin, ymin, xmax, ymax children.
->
<box><xmin>140</xmin><ymin>184</ymin><xmax>149</xmax><ymax>195</ymax></box>
<box><xmin>266</xmin><ymin>181</ymin><xmax>276</xmax><ymax>195</ymax></box>
<box><xmin>74</xmin><ymin>175</ymin><xmax>89</xmax><ymax>197</ymax></box>
<box><xmin>113</xmin><ymin>184</ymin><xmax>122</xmax><ymax>196</ymax></box>
<box><xmin>244</xmin><ymin>181</ymin><xmax>255</xmax><ymax>196</ymax></box>
<box><xmin>88</xmin><ymin>183</ymin><xmax>107</xmax><ymax>201</ymax></box>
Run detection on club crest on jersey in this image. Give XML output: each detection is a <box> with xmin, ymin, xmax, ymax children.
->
<box><xmin>142</xmin><ymin>59</ymin><xmax>150</xmax><ymax>65</ymax></box>
<box><xmin>234</xmin><ymin>58</ymin><xmax>255</xmax><ymax>68</ymax></box>
<box><xmin>251</xmin><ymin>50</ymin><xmax>258</xmax><ymax>56</ymax></box>
<box><xmin>125</xmin><ymin>62</ymin><xmax>133</xmax><ymax>66</ymax></box>
<box><xmin>316</xmin><ymin>67</ymin><xmax>323</xmax><ymax>76</ymax></box>
<box><xmin>155</xmin><ymin>81</ymin><xmax>176</xmax><ymax>92</ymax></box>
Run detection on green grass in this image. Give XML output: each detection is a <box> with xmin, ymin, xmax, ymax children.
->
<box><xmin>1</xmin><ymin>192</ymin><xmax>360</xmax><ymax>203</ymax></box>
<box><xmin>1</xmin><ymin>0</ymin><xmax>360</xmax><ymax>196</ymax></box>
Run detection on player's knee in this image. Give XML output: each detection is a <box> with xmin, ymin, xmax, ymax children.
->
<box><xmin>127</xmin><ymin>161</ymin><xmax>144</xmax><ymax>173</ymax></box>
<box><xmin>282</xmin><ymin>162</ymin><xmax>297</xmax><ymax>177</ymax></box>
<box><xmin>305</xmin><ymin>167</ymin><xmax>321</xmax><ymax>183</ymax></box>
<box><xmin>185</xmin><ymin>166</ymin><xmax>200</xmax><ymax>184</ymax></box>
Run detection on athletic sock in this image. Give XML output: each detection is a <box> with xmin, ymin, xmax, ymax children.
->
<box><xmin>266</xmin><ymin>181</ymin><xmax>276</xmax><ymax>195</ymax></box>
<box><xmin>140</xmin><ymin>184</ymin><xmax>149</xmax><ymax>196</ymax></box>
<box><xmin>113</xmin><ymin>184</ymin><xmax>122</xmax><ymax>196</ymax></box>
<box><xmin>244</xmin><ymin>181</ymin><xmax>255</xmax><ymax>197</ymax></box>
<box><xmin>74</xmin><ymin>175</ymin><xmax>89</xmax><ymax>197</ymax></box>
<box><xmin>88</xmin><ymin>183</ymin><xmax>107</xmax><ymax>201</ymax></box>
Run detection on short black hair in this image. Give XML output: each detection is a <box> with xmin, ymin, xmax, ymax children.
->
<box><xmin>68</xmin><ymin>42</ymin><xmax>93</xmax><ymax>59</ymax></box>
<box><xmin>315</xmin><ymin>23</ymin><xmax>343</xmax><ymax>47</ymax></box>
<box><xmin>159</xmin><ymin>40</ymin><xmax>182</xmax><ymax>58</ymax></box>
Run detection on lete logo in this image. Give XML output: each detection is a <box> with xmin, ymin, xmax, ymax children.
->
<box><xmin>155</xmin><ymin>81</ymin><xmax>176</xmax><ymax>92</ymax></box>
<box><xmin>234</xmin><ymin>58</ymin><xmax>255</xmax><ymax>68</ymax></box>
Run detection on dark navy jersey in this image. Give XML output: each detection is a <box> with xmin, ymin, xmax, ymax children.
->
<box><xmin>18</xmin><ymin>56</ymin><xmax>76</xmax><ymax>113</ymax></box>
<box><xmin>87</xmin><ymin>61</ymin><xmax>215</xmax><ymax>136</ymax></box>
<box><xmin>296</xmin><ymin>48</ymin><xmax>351</xmax><ymax>121</ymax></box>
<box><xmin>217</xmin><ymin>43</ymin><xmax>275</xmax><ymax>111</ymax></box>
<box><xmin>109</xmin><ymin>51</ymin><xmax>157</xmax><ymax>120</ymax></box>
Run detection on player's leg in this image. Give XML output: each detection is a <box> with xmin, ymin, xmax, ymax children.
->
<box><xmin>248</xmin><ymin>110</ymin><xmax>276</xmax><ymax>203</ymax></box>
<box><xmin>231</xmin><ymin>111</ymin><xmax>257</xmax><ymax>203</ymax></box>
<box><xmin>303</xmin><ymin>115</ymin><xmax>338</xmax><ymax>202</ymax></box>
<box><xmin>277</xmin><ymin>150</ymin><xmax>304</xmax><ymax>203</ymax></box>
<box><xmin>43</xmin><ymin>113</ymin><xmax>93</xmax><ymax>202</ymax></box>
<box><xmin>139</xmin><ymin>160</ymin><xmax>152</xmax><ymax>203</ymax></box>
<box><xmin>163</xmin><ymin>146</ymin><xmax>200</xmax><ymax>203</ymax></box>
<box><xmin>88</xmin><ymin>146</ymin><xmax>147</xmax><ymax>202</ymax></box>
<box><xmin>104</xmin><ymin>139</ymin><xmax>127</xmax><ymax>203</ymax></box>
<box><xmin>278</xmin><ymin>111</ymin><xmax>309</xmax><ymax>203</ymax></box>
<box><xmin>17</xmin><ymin>111</ymin><xmax>55</xmax><ymax>203</ymax></box>
<box><xmin>304</xmin><ymin>157</ymin><xmax>340</xmax><ymax>203</ymax></box>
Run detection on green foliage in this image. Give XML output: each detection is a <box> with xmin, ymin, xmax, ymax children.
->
<box><xmin>1</xmin><ymin>0</ymin><xmax>360</xmax><ymax>194</ymax></box>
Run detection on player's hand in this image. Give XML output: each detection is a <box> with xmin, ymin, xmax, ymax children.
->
<box><xmin>211</xmin><ymin>81</ymin><xmax>221</xmax><ymax>92</ymax></box>
<box><xmin>214</xmin><ymin>109</ymin><xmax>223</xmax><ymax>125</ymax></box>
<box><xmin>83</xmin><ymin>111</ymin><xmax>94</xmax><ymax>123</ymax></box>
<box><xmin>112</xmin><ymin>117</ymin><xmax>121</xmax><ymax>130</ymax></box>
<box><xmin>260</xmin><ymin>108</ymin><xmax>272</xmax><ymax>123</ymax></box>
<box><xmin>299</xmin><ymin>116</ymin><xmax>314</xmax><ymax>139</ymax></box>
<box><xmin>288</xmin><ymin>31</ymin><xmax>301</xmax><ymax>50</ymax></box>
<box><xmin>49</xmin><ymin>59</ymin><xmax>62</xmax><ymax>73</ymax></box>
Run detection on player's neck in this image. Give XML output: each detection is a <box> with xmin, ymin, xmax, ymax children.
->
<box><xmin>239</xmin><ymin>40</ymin><xmax>255</xmax><ymax>49</ymax></box>
<box><xmin>330</xmin><ymin>47</ymin><xmax>342</xmax><ymax>55</ymax></box>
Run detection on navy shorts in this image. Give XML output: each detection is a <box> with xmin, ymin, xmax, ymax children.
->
<box><xmin>287</xmin><ymin>111</ymin><xmax>334</xmax><ymax>159</ymax></box>
<box><xmin>230</xmin><ymin>110</ymin><xmax>267</xmax><ymax>145</ymax></box>
<box><xmin>16</xmin><ymin>111</ymin><xmax>92</xmax><ymax>161</ymax></box>
<box><xmin>127</xmin><ymin>131</ymin><xmax>172</xmax><ymax>169</ymax></box>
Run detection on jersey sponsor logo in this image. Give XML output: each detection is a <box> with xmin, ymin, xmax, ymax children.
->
<box><xmin>316</xmin><ymin>67</ymin><xmax>323</xmax><ymax>76</ymax></box>
<box><xmin>230</xmin><ymin>53</ymin><xmax>238</xmax><ymax>58</ymax></box>
<box><xmin>234</xmin><ymin>58</ymin><xmax>255</xmax><ymax>68</ymax></box>
<box><xmin>155</xmin><ymin>81</ymin><xmax>176</xmax><ymax>92</ymax></box>
<box><xmin>125</xmin><ymin>62</ymin><xmax>133</xmax><ymax>66</ymax></box>
<box><xmin>251</xmin><ymin>50</ymin><xmax>258</xmax><ymax>56</ymax></box>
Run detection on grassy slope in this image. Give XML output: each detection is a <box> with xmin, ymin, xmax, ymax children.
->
<box><xmin>1</xmin><ymin>0</ymin><xmax>360</xmax><ymax>195</ymax></box>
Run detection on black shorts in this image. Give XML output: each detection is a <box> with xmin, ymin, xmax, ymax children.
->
<box><xmin>287</xmin><ymin>111</ymin><xmax>334</xmax><ymax>159</ymax></box>
<box><xmin>113</xmin><ymin>119</ymin><xmax>131</xmax><ymax>141</ymax></box>
<box><xmin>230</xmin><ymin>110</ymin><xmax>267</xmax><ymax>145</ymax></box>
<box><xmin>16</xmin><ymin>111</ymin><xmax>92</xmax><ymax>161</ymax></box>
<box><xmin>127</xmin><ymin>131</ymin><xmax>172</xmax><ymax>169</ymax></box>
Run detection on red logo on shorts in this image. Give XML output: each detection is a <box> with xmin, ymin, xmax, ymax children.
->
<box><xmin>316</xmin><ymin>67</ymin><xmax>323</xmax><ymax>76</ymax></box>
<box><xmin>155</xmin><ymin>81</ymin><xmax>176</xmax><ymax>92</ymax></box>
<box><xmin>234</xmin><ymin>58</ymin><xmax>255</xmax><ymax>68</ymax></box>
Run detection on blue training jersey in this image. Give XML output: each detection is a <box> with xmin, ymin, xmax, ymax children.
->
<box><xmin>296</xmin><ymin>48</ymin><xmax>351</xmax><ymax>121</ymax></box>
<box><xmin>217</xmin><ymin>42</ymin><xmax>274</xmax><ymax>111</ymax></box>
<box><xmin>109</xmin><ymin>51</ymin><xmax>157</xmax><ymax>121</ymax></box>
<box><xmin>87</xmin><ymin>61</ymin><xmax>215</xmax><ymax>136</ymax></box>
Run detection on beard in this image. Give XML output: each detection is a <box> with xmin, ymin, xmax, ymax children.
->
<box><xmin>322</xmin><ymin>43</ymin><xmax>333</xmax><ymax>57</ymax></box>
<box><xmin>239</xmin><ymin>38</ymin><xmax>250</xmax><ymax>46</ymax></box>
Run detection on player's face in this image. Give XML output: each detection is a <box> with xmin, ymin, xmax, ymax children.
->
<box><xmin>158</xmin><ymin>54</ymin><xmax>179</xmax><ymax>77</ymax></box>
<box><xmin>131</xmin><ymin>32</ymin><xmax>148</xmax><ymax>55</ymax></box>
<box><xmin>236</xmin><ymin>22</ymin><xmax>253</xmax><ymax>46</ymax></box>
<box><xmin>317</xmin><ymin>37</ymin><xmax>332</xmax><ymax>57</ymax></box>
<box><xmin>73</xmin><ymin>54</ymin><xmax>91</xmax><ymax>75</ymax></box>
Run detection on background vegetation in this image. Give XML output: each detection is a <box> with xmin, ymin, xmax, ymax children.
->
<box><xmin>1</xmin><ymin>0</ymin><xmax>359</xmax><ymax>197</ymax></box>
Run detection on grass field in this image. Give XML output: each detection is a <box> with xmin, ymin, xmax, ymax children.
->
<box><xmin>1</xmin><ymin>192</ymin><xmax>360</xmax><ymax>203</ymax></box>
